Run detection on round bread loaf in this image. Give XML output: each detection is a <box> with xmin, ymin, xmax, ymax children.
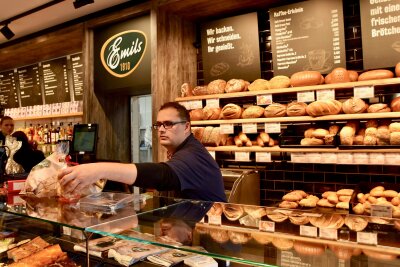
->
<box><xmin>243</xmin><ymin>206</ymin><xmax>267</xmax><ymax>219</ymax></box>
<box><xmin>289</xmin><ymin>215</ymin><xmax>310</xmax><ymax>225</ymax></box>
<box><xmin>209</xmin><ymin>229</ymin><xmax>229</xmax><ymax>243</ymax></box>
<box><xmin>269</xmin><ymin>75</ymin><xmax>291</xmax><ymax>89</ymax></box>
<box><xmin>358</xmin><ymin>69</ymin><xmax>394</xmax><ymax>81</ymax></box>
<box><xmin>330</xmin><ymin>67</ymin><xmax>351</xmax><ymax>83</ymax></box>
<box><xmin>312</xmin><ymin>128</ymin><xmax>330</xmax><ymax>139</ymax></box>
<box><xmin>342</xmin><ymin>97</ymin><xmax>368</xmax><ymax>114</ymax></box>
<box><xmin>340</xmin><ymin>126</ymin><xmax>355</xmax><ymax>145</ymax></box>
<box><xmin>207</xmin><ymin>79</ymin><xmax>226</xmax><ymax>94</ymax></box>
<box><xmin>180</xmin><ymin>82</ymin><xmax>193</xmax><ymax>97</ymax></box>
<box><xmin>310</xmin><ymin>214</ymin><xmax>344</xmax><ymax>229</ymax></box>
<box><xmin>264</xmin><ymin>103</ymin><xmax>286</xmax><ymax>117</ymax></box>
<box><xmin>223</xmin><ymin>204</ymin><xmax>244</xmax><ymax>221</ymax></box>
<box><xmin>228</xmin><ymin>231</ymin><xmax>251</xmax><ymax>244</ymax></box>
<box><xmin>267</xmin><ymin>213</ymin><xmax>288</xmax><ymax>223</ymax></box>
<box><xmin>304</xmin><ymin>128</ymin><xmax>316</xmax><ymax>138</ymax></box>
<box><xmin>287</xmin><ymin>102</ymin><xmax>307</xmax><ymax>116</ymax></box>
<box><xmin>390</xmin><ymin>132</ymin><xmax>400</xmax><ymax>145</ymax></box>
<box><xmin>324</xmin><ymin>73</ymin><xmax>332</xmax><ymax>84</ymax></box>
<box><xmin>189</xmin><ymin>109</ymin><xmax>203</xmax><ymax>121</ymax></box>
<box><xmin>368</xmin><ymin>103</ymin><xmax>391</xmax><ymax>113</ymax></box>
<box><xmin>306</xmin><ymin>100</ymin><xmax>342</xmax><ymax>116</ymax></box>
<box><xmin>203</xmin><ymin>127</ymin><xmax>221</xmax><ymax>147</ymax></box>
<box><xmin>225</xmin><ymin>79</ymin><xmax>246</xmax><ymax>93</ymax></box>
<box><xmin>293</xmin><ymin>241</ymin><xmax>325</xmax><ymax>256</ymax></box>
<box><xmin>242</xmin><ymin>105</ymin><xmax>265</xmax><ymax>118</ymax></box>
<box><xmin>251</xmin><ymin>232</ymin><xmax>273</xmax><ymax>245</ymax></box>
<box><xmin>396</xmin><ymin>62</ymin><xmax>400</xmax><ymax>77</ymax></box>
<box><xmin>202</xmin><ymin>106</ymin><xmax>221</xmax><ymax>120</ymax></box>
<box><xmin>191</xmin><ymin>127</ymin><xmax>205</xmax><ymax>142</ymax></box>
<box><xmin>272</xmin><ymin>238</ymin><xmax>293</xmax><ymax>250</ymax></box>
<box><xmin>192</xmin><ymin>85</ymin><xmax>208</xmax><ymax>96</ymax></box>
<box><xmin>377</xmin><ymin>125</ymin><xmax>390</xmax><ymax>141</ymax></box>
<box><xmin>279</xmin><ymin>201</ymin><xmax>298</xmax><ymax>209</ymax></box>
<box><xmin>248</xmin><ymin>79</ymin><xmax>270</xmax><ymax>91</ymax></box>
<box><xmin>348</xmin><ymin>70</ymin><xmax>359</xmax><ymax>82</ymax></box>
<box><xmin>363</xmin><ymin>135</ymin><xmax>377</xmax><ymax>145</ymax></box>
<box><xmin>389</xmin><ymin>122</ymin><xmax>400</xmax><ymax>132</ymax></box>
<box><xmin>201</xmin><ymin>126</ymin><xmax>213</xmax><ymax>145</ymax></box>
<box><xmin>221</xmin><ymin>103</ymin><xmax>242</xmax><ymax>119</ymax></box>
<box><xmin>344</xmin><ymin>215</ymin><xmax>368</xmax><ymax>231</ymax></box>
<box><xmin>390</xmin><ymin>96</ymin><xmax>400</xmax><ymax>111</ymax></box>
<box><xmin>290</xmin><ymin>71</ymin><xmax>323</xmax><ymax>87</ymax></box>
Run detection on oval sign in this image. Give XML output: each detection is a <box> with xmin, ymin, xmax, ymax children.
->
<box><xmin>100</xmin><ymin>30</ymin><xmax>147</xmax><ymax>78</ymax></box>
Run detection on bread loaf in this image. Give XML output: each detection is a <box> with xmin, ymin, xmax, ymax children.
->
<box><xmin>269</xmin><ymin>75</ymin><xmax>290</xmax><ymax>89</ymax></box>
<box><xmin>306</xmin><ymin>99</ymin><xmax>342</xmax><ymax>116</ymax></box>
<box><xmin>221</xmin><ymin>103</ymin><xmax>242</xmax><ymax>119</ymax></box>
<box><xmin>290</xmin><ymin>71</ymin><xmax>323</xmax><ymax>87</ymax></box>
<box><xmin>203</xmin><ymin>127</ymin><xmax>221</xmax><ymax>146</ymax></box>
<box><xmin>264</xmin><ymin>103</ymin><xmax>286</xmax><ymax>117</ymax></box>
<box><xmin>329</xmin><ymin>125</ymin><xmax>340</xmax><ymax>135</ymax></box>
<box><xmin>180</xmin><ymin>82</ymin><xmax>193</xmax><ymax>97</ymax></box>
<box><xmin>192</xmin><ymin>85</ymin><xmax>208</xmax><ymax>96</ymax></box>
<box><xmin>324</xmin><ymin>73</ymin><xmax>332</xmax><ymax>84</ymax></box>
<box><xmin>367</xmin><ymin>103</ymin><xmax>391</xmax><ymax>113</ymax></box>
<box><xmin>207</xmin><ymin>79</ymin><xmax>226</xmax><ymax>94</ymax></box>
<box><xmin>202</xmin><ymin>106</ymin><xmax>221</xmax><ymax>120</ymax></box>
<box><xmin>242</xmin><ymin>105</ymin><xmax>264</xmax><ymax>118</ymax></box>
<box><xmin>312</xmin><ymin>128</ymin><xmax>330</xmax><ymax>139</ymax></box>
<box><xmin>390</xmin><ymin>96</ymin><xmax>400</xmax><ymax>111</ymax></box>
<box><xmin>348</xmin><ymin>70</ymin><xmax>359</xmax><ymax>82</ymax></box>
<box><xmin>363</xmin><ymin>135</ymin><xmax>377</xmax><ymax>145</ymax></box>
<box><xmin>390</xmin><ymin>132</ymin><xmax>400</xmax><ymax>145</ymax></box>
<box><xmin>192</xmin><ymin>127</ymin><xmax>205</xmax><ymax>141</ymax></box>
<box><xmin>304</xmin><ymin>128</ymin><xmax>315</xmax><ymax>138</ymax></box>
<box><xmin>301</xmin><ymin>138</ymin><xmax>324</xmax><ymax>145</ymax></box>
<box><xmin>396</xmin><ymin>62</ymin><xmax>400</xmax><ymax>77</ymax></box>
<box><xmin>353</xmin><ymin>135</ymin><xmax>364</xmax><ymax>145</ymax></box>
<box><xmin>287</xmin><ymin>102</ymin><xmax>307</xmax><ymax>116</ymax></box>
<box><xmin>342</xmin><ymin>97</ymin><xmax>368</xmax><ymax>114</ymax></box>
<box><xmin>225</xmin><ymin>79</ymin><xmax>246</xmax><ymax>93</ymax></box>
<box><xmin>189</xmin><ymin>109</ymin><xmax>203</xmax><ymax>121</ymax></box>
<box><xmin>330</xmin><ymin>67</ymin><xmax>351</xmax><ymax>83</ymax></box>
<box><xmin>358</xmin><ymin>69</ymin><xmax>394</xmax><ymax>81</ymax></box>
<box><xmin>340</xmin><ymin>126</ymin><xmax>355</xmax><ymax>145</ymax></box>
<box><xmin>389</xmin><ymin>122</ymin><xmax>400</xmax><ymax>132</ymax></box>
<box><xmin>248</xmin><ymin>79</ymin><xmax>270</xmax><ymax>91</ymax></box>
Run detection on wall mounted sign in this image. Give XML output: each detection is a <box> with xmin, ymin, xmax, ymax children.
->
<box><xmin>201</xmin><ymin>12</ymin><xmax>261</xmax><ymax>83</ymax></box>
<box><xmin>17</xmin><ymin>63</ymin><xmax>43</xmax><ymax>107</ymax></box>
<box><xmin>69</xmin><ymin>53</ymin><xmax>84</xmax><ymax>101</ymax></box>
<box><xmin>0</xmin><ymin>69</ymin><xmax>19</xmax><ymax>108</ymax></box>
<box><xmin>41</xmin><ymin>56</ymin><xmax>71</xmax><ymax>104</ymax></box>
<box><xmin>360</xmin><ymin>0</ymin><xmax>400</xmax><ymax>69</ymax></box>
<box><xmin>270</xmin><ymin>0</ymin><xmax>346</xmax><ymax>76</ymax></box>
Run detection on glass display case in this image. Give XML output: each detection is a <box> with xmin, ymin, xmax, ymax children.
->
<box><xmin>0</xmin><ymin>194</ymin><xmax>400</xmax><ymax>266</ymax></box>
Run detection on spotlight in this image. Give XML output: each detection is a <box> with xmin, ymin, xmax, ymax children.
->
<box><xmin>73</xmin><ymin>0</ymin><xmax>94</xmax><ymax>9</ymax></box>
<box><xmin>0</xmin><ymin>24</ymin><xmax>14</xmax><ymax>40</ymax></box>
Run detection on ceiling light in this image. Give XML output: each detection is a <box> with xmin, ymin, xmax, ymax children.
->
<box><xmin>0</xmin><ymin>25</ymin><xmax>14</xmax><ymax>40</ymax></box>
<box><xmin>73</xmin><ymin>0</ymin><xmax>94</xmax><ymax>9</ymax></box>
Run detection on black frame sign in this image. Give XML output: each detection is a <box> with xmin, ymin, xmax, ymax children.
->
<box><xmin>17</xmin><ymin>63</ymin><xmax>43</xmax><ymax>107</ymax></box>
<box><xmin>360</xmin><ymin>0</ymin><xmax>400</xmax><ymax>69</ymax></box>
<box><xmin>270</xmin><ymin>0</ymin><xmax>346</xmax><ymax>76</ymax></box>
<box><xmin>0</xmin><ymin>69</ymin><xmax>19</xmax><ymax>108</ymax></box>
<box><xmin>41</xmin><ymin>56</ymin><xmax>71</xmax><ymax>104</ymax></box>
<box><xmin>69</xmin><ymin>53</ymin><xmax>84</xmax><ymax>101</ymax></box>
<box><xmin>201</xmin><ymin>12</ymin><xmax>261</xmax><ymax>83</ymax></box>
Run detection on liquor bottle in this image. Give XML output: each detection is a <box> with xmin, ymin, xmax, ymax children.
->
<box><xmin>67</xmin><ymin>123</ymin><xmax>73</xmax><ymax>141</ymax></box>
<box><xmin>59</xmin><ymin>122</ymin><xmax>65</xmax><ymax>140</ymax></box>
<box><xmin>50</xmin><ymin>123</ymin><xmax>56</xmax><ymax>144</ymax></box>
<box><xmin>43</xmin><ymin>124</ymin><xmax>49</xmax><ymax>144</ymax></box>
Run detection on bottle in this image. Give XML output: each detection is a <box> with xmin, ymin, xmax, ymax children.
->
<box><xmin>59</xmin><ymin>122</ymin><xmax>65</xmax><ymax>140</ymax></box>
<box><xmin>50</xmin><ymin>123</ymin><xmax>56</xmax><ymax>144</ymax></box>
<box><xmin>67</xmin><ymin>123</ymin><xmax>73</xmax><ymax>141</ymax></box>
<box><xmin>43</xmin><ymin>124</ymin><xmax>49</xmax><ymax>144</ymax></box>
<box><xmin>27</xmin><ymin>124</ymin><xmax>33</xmax><ymax>142</ymax></box>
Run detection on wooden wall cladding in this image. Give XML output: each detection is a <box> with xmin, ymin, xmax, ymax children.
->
<box><xmin>0</xmin><ymin>24</ymin><xmax>83</xmax><ymax>71</ymax></box>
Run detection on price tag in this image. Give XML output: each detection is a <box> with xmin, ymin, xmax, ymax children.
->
<box><xmin>208</xmin><ymin>215</ymin><xmax>222</xmax><ymax>225</ymax></box>
<box><xmin>206</xmin><ymin>98</ymin><xmax>219</xmax><ymax>108</ymax></box>
<box><xmin>209</xmin><ymin>151</ymin><xmax>216</xmax><ymax>160</ymax></box>
<box><xmin>189</xmin><ymin>100</ymin><xmax>203</xmax><ymax>109</ymax></box>
<box><xmin>319</xmin><ymin>228</ymin><xmax>338</xmax><ymax>240</ymax></box>
<box><xmin>256</xmin><ymin>152</ymin><xmax>271</xmax><ymax>162</ymax></box>
<box><xmin>357</xmin><ymin>232</ymin><xmax>377</xmax><ymax>245</ymax></box>
<box><xmin>220</xmin><ymin>124</ymin><xmax>234</xmax><ymax>134</ymax></box>
<box><xmin>371</xmin><ymin>204</ymin><xmax>392</xmax><ymax>218</ymax></box>
<box><xmin>242</xmin><ymin>123</ymin><xmax>258</xmax><ymax>133</ymax></box>
<box><xmin>354</xmin><ymin>86</ymin><xmax>374</xmax><ymax>99</ymax></box>
<box><xmin>369</xmin><ymin>153</ymin><xmax>385</xmax><ymax>164</ymax></box>
<box><xmin>259</xmin><ymin>220</ymin><xmax>275</xmax><ymax>232</ymax></box>
<box><xmin>300</xmin><ymin>225</ymin><xmax>318</xmax><ymax>237</ymax></box>
<box><xmin>321</xmin><ymin>153</ymin><xmax>337</xmax><ymax>164</ymax></box>
<box><xmin>317</xmin><ymin>89</ymin><xmax>335</xmax><ymax>101</ymax></box>
<box><xmin>297</xmin><ymin>91</ymin><xmax>315</xmax><ymax>102</ymax></box>
<box><xmin>353</xmin><ymin>153</ymin><xmax>369</xmax><ymax>164</ymax></box>
<box><xmin>235</xmin><ymin>152</ymin><xmax>250</xmax><ymax>162</ymax></box>
<box><xmin>307</xmin><ymin>153</ymin><xmax>321</xmax><ymax>163</ymax></box>
<box><xmin>337</xmin><ymin>153</ymin><xmax>353</xmax><ymax>164</ymax></box>
<box><xmin>291</xmin><ymin>153</ymin><xmax>306</xmax><ymax>163</ymax></box>
<box><xmin>265</xmin><ymin>122</ymin><xmax>281</xmax><ymax>133</ymax></box>
<box><xmin>257</xmin><ymin>94</ymin><xmax>273</xmax><ymax>105</ymax></box>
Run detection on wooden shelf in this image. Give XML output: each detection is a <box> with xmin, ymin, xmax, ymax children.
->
<box><xmin>176</xmin><ymin>78</ymin><xmax>400</xmax><ymax>101</ymax></box>
<box><xmin>190</xmin><ymin>111</ymin><xmax>400</xmax><ymax>125</ymax></box>
<box><xmin>14</xmin><ymin>112</ymin><xmax>83</xmax><ymax>121</ymax></box>
<box><xmin>206</xmin><ymin>145</ymin><xmax>400</xmax><ymax>153</ymax></box>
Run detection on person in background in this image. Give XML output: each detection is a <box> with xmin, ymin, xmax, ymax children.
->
<box><xmin>12</xmin><ymin>131</ymin><xmax>45</xmax><ymax>173</ymax></box>
<box><xmin>59</xmin><ymin>101</ymin><xmax>226</xmax><ymax>202</ymax></box>
<box><xmin>0</xmin><ymin>116</ymin><xmax>14</xmax><ymax>145</ymax></box>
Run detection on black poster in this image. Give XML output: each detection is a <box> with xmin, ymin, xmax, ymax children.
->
<box><xmin>201</xmin><ymin>12</ymin><xmax>261</xmax><ymax>83</ymax></box>
<box><xmin>17</xmin><ymin>64</ymin><xmax>43</xmax><ymax>107</ymax></box>
<box><xmin>270</xmin><ymin>0</ymin><xmax>346</xmax><ymax>76</ymax></box>
<box><xmin>41</xmin><ymin>57</ymin><xmax>71</xmax><ymax>104</ymax></box>
<box><xmin>0</xmin><ymin>69</ymin><xmax>19</xmax><ymax>108</ymax></box>
<box><xmin>69</xmin><ymin>53</ymin><xmax>84</xmax><ymax>101</ymax></box>
<box><xmin>360</xmin><ymin>0</ymin><xmax>400</xmax><ymax>69</ymax></box>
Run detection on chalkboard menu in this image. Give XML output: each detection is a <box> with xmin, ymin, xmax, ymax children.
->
<box><xmin>17</xmin><ymin>64</ymin><xmax>43</xmax><ymax>107</ymax></box>
<box><xmin>360</xmin><ymin>0</ymin><xmax>400</xmax><ymax>69</ymax></box>
<box><xmin>41</xmin><ymin>57</ymin><xmax>71</xmax><ymax>104</ymax></box>
<box><xmin>270</xmin><ymin>0</ymin><xmax>346</xmax><ymax>76</ymax></box>
<box><xmin>0</xmin><ymin>70</ymin><xmax>19</xmax><ymax>108</ymax></box>
<box><xmin>201</xmin><ymin>12</ymin><xmax>261</xmax><ymax>83</ymax></box>
<box><xmin>70</xmin><ymin>53</ymin><xmax>83</xmax><ymax>101</ymax></box>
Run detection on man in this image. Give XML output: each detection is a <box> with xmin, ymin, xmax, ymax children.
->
<box><xmin>0</xmin><ymin>116</ymin><xmax>14</xmax><ymax>145</ymax></box>
<box><xmin>59</xmin><ymin>102</ymin><xmax>226</xmax><ymax>202</ymax></box>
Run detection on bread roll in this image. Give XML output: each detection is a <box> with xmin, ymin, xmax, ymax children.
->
<box><xmin>207</xmin><ymin>79</ymin><xmax>226</xmax><ymax>94</ymax></box>
<box><xmin>304</xmin><ymin>128</ymin><xmax>316</xmax><ymax>138</ymax></box>
<box><xmin>330</xmin><ymin>67</ymin><xmax>351</xmax><ymax>83</ymax></box>
<box><xmin>259</xmin><ymin>132</ymin><xmax>270</xmax><ymax>144</ymax></box>
<box><xmin>306</xmin><ymin>100</ymin><xmax>342</xmax><ymax>116</ymax></box>
<box><xmin>344</xmin><ymin>216</ymin><xmax>368</xmax><ymax>231</ymax></box>
<box><xmin>353</xmin><ymin>135</ymin><xmax>364</xmax><ymax>145</ymax></box>
<box><xmin>225</xmin><ymin>79</ymin><xmax>246</xmax><ymax>93</ymax></box>
<box><xmin>221</xmin><ymin>103</ymin><xmax>242</xmax><ymax>119</ymax></box>
<box><xmin>301</xmin><ymin>138</ymin><xmax>324</xmax><ymax>145</ymax></box>
<box><xmin>287</xmin><ymin>102</ymin><xmax>307</xmax><ymax>116</ymax></box>
<box><xmin>370</xmin><ymin>186</ymin><xmax>384</xmax><ymax>197</ymax></box>
<box><xmin>234</xmin><ymin>136</ymin><xmax>243</xmax><ymax>147</ymax></box>
<box><xmin>327</xmin><ymin>194</ymin><xmax>339</xmax><ymax>204</ymax></box>
<box><xmin>312</xmin><ymin>128</ymin><xmax>330</xmax><ymax>139</ymax></box>
<box><xmin>367</xmin><ymin>103</ymin><xmax>391</xmax><ymax>113</ymax></box>
<box><xmin>279</xmin><ymin>201</ymin><xmax>298</xmax><ymax>209</ymax></box>
<box><xmin>358</xmin><ymin>69</ymin><xmax>394</xmax><ymax>81</ymax></box>
<box><xmin>342</xmin><ymin>97</ymin><xmax>368</xmax><ymax>114</ymax></box>
<box><xmin>390</xmin><ymin>132</ymin><xmax>400</xmax><ymax>145</ymax></box>
<box><xmin>192</xmin><ymin>85</ymin><xmax>208</xmax><ymax>96</ymax></box>
<box><xmin>190</xmin><ymin>109</ymin><xmax>203</xmax><ymax>121</ymax></box>
<box><xmin>366</xmin><ymin>120</ymin><xmax>378</xmax><ymax>128</ymax></box>
<box><xmin>383</xmin><ymin>189</ymin><xmax>398</xmax><ymax>198</ymax></box>
<box><xmin>269</xmin><ymin>75</ymin><xmax>290</xmax><ymax>89</ymax></box>
<box><xmin>353</xmin><ymin>203</ymin><xmax>365</xmax><ymax>214</ymax></box>
<box><xmin>324</xmin><ymin>73</ymin><xmax>332</xmax><ymax>84</ymax></box>
<box><xmin>248</xmin><ymin>79</ymin><xmax>270</xmax><ymax>91</ymax></box>
<box><xmin>202</xmin><ymin>106</ymin><xmax>221</xmax><ymax>120</ymax></box>
<box><xmin>329</xmin><ymin>125</ymin><xmax>340</xmax><ymax>135</ymax></box>
<box><xmin>389</xmin><ymin>122</ymin><xmax>400</xmax><ymax>132</ymax></box>
<box><xmin>348</xmin><ymin>70</ymin><xmax>359</xmax><ymax>82</ymax></box>
<box><xmin>241</xmin><ymin>105</ymin><xmax>264</xmax><ymax>118</ymax></box>
<box><xmin>340</xmin><ymin>126</ymin><xmax>355</xmax><ymax>145</ymax></box>
<box><xmin>396</xmin><ymin>62</ymin><xmax>400</xmax><ymax>77</ymax></box>
<box><xmin>317</xmin><ymin>198</ymin><xmax>335</xmax><ymax>207</ymax></box>
<box><xmin>267</xmin><ymin>213</ymin><xmax>288</xmax><ymax>222</ymax></box>
<box><xmin>282</xmin><ymin>191</ymin><xmax>304</xmax><ymax>202</ymax></box>
<box><xmin>290</xmin><ymin>71</ymin><xmax>323</xmax><ymax>87</ymax></box>
<box><xmin>390</xmin><ymin>96</ymin><xmax>400</xmax><ymax>111</ymax></box>
<box><xmin>264</xmin><ymin>103</ymin><xmax>286</xmax><ymax>117</ymax></box>
<box><xmin>180</xmin><ymin>82</ymin><xmax>193</xmax><ymax>97</ymax></box>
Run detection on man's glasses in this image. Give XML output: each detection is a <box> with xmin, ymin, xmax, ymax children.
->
<box><xmin>152</xmin><ymin>121</ymin><xmax>187</xmax><ymax>130</ymax></box>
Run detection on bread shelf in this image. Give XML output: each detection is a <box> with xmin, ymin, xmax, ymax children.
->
<box><xmin>206</xmin><ymin>145</ymin><xmax>400</xmax><ymax>153</ymax></box>
<box><xmin>190</xmin><ymin>111</ymin><xmax>400</xmax><ymax>125</ymax></box>
<box><xmin>176</xmin><ymin>77</ymin><xmax>400</xmax><ymax>101</ymax></box>
<box><xmin>14</xmin><ymin>112</ymin><xmax>83</xmax><ymax>121</ymax></box>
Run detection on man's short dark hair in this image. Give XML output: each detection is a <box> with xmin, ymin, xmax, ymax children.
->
<box><xmin>0</xmin><ymin>116</ymin><xmax>13</xmax><ymax>125</ymax></box>
<box><xmin>159</xmin><ymin>102</ymin><xmax>190</xmax><ymax>122</ymax></box>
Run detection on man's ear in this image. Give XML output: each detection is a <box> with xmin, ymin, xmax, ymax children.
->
<box><xmin>185</xmin><ymin>122</ymin><xmax>191</xmax><ymax>134</ymax></box>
